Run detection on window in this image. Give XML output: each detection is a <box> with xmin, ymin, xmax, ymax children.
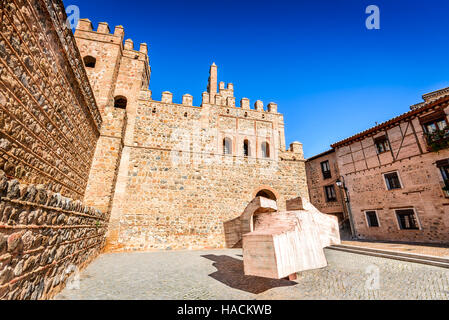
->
<box><xmin>384</xmin><ymin>172</ymin><xmax>402</xmax><ymax>190</ymax></box>
<box><xmin>243</xmin><ymin>140</ymin><xmax>250</xmax><ymax>157</ymax></box>
<box><xmin>261</xmin><ymin>142</ymin><xmax>270</xmax><ymax>158</ymax></box>
<box><xmin>365</xmin><ymin>211</ymin><xmax>379</xmax><ymax>227</ymax></box>
<box><xmin>324</xmin><ymin>185</ymin><xmax>337</xmax><ymax>202</ymax></box>
<box><xmin>114</xmin><ymin>96</ymin><xmax>127</xmax><ymax>109</ymax></box>
<box><xmin>223</xmin><ymin>138</ymin><xmax>232</xmax><ymax>155</ymax></box>
<box><xmin>396</xmin><ymin>209</ymin><xmax>419</xmax><ymax>230</ymax></box>
<box><xmin>437</xmin><ymin>159</ymin><xmax>449</xmax><ymax>197</ymax></box>
<box><xmin>423</xmin><ymin>118</ymin><xmax>447</xmax><ymax>134</ymax></box>
<box><xmin>321</xmin><ymin>161</ymin><xmax>332</xmax><ymax>179</ymax></box>
<box><xmin>375</xmin><ymin>136</ymin><xmax>390</xmax><ymax>154</ymax></box>
<box><xmin>83</xmin><ymin>56</ymin><xmax>96</xmax><ymax>68</ymax></box>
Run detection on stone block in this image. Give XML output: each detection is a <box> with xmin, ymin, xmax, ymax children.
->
<box><xmin>240</xmin><ymin>197</ymin><xmax>340</xmax><ymax>279</ymax></box>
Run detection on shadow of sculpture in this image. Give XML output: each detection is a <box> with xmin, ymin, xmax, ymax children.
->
<box><xmin>202</xmin><ymin>254</ymin><xmax>297</xmax><ymax>294</ymax></box>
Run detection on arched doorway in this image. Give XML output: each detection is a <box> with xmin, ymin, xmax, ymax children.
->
<box><xmin>256</xmin><ymin>189</ymin><xmax>277</xmax><ymax>201</ymax></box>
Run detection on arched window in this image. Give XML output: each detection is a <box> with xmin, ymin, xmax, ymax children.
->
<box><xmin>261</xmin><ymin>142</ymin><xmax>270</xmax><ymax>158</ymax></box>
<box><xmin>83</xmin><ymin>56</ymin><xmax>96</xmax><ymax>68</ymax></box>
<box><xmin>223</xmin><ymin>138</ymin><xmax>232</xmax><ymax>155</ymax></box>
<box><xmin>243</xmin><ymin>140</ymin><xmax>250</xmax><ymax>157</ymax></box>
<box><xmin>114</xmin><ymin>96</ymin><xmax>127</xmax><ymax>109</ymax></box>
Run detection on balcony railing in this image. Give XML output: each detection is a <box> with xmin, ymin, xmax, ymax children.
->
<box><xmin>424</xmin><ymin>128</ymin><xmax>449</xmax><ymax>152</ymax></box>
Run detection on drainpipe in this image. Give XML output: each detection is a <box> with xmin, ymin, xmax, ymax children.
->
<box><xmin>336</xmin><ymin>176</ymin><xmax>357</xmax><ymax>239</ymax></box>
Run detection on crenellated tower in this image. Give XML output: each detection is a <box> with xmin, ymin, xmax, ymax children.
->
<box><xmin>74</xmin><ymin>19</ymin><xmax>307</xmax><ymax>251</ymax></box>
<box><xmin>74</xmin><ymin>20</ymin><xmax>151</xmax><ymax>223</ymax></box>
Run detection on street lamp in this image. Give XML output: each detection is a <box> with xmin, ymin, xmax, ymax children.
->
<box><xmin>336</xmin><ymin>176</ymin><xmax>357</xmax><ymax>239</ymax></box>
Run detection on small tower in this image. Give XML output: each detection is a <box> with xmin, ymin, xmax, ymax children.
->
<box><xmin>207</xmin><ymin>63</ymin><xmax>218</xmax><ymax>99</ymax></box>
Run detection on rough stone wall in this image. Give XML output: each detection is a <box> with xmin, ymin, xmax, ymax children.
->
<box><xmin>334</xmin><ymin>106</ymin><xmax>449</xmax><ymax>243</ymax></box>
<box><xmin>0</xmin><ymin>0</ymin><xmax>101</xmax><ymax>201</ymax></box>
<box><xmin>74</xmin><ymin>19</ymin><xmax>308</xmax><ymax>251</ymax></box>
<box><xmin>106</xmin><ymin>94</ymin><xmax>308</xmax><ymax>251</ymax></box>
<box><xmin>74</xmin><ymin>21</ymin><xmax>149</xmax><ymax>222</ymax></box>
<box><xmin>0</xmin><ymin>170</ymin><xmax>107</xmax><ymax>300</ymax></box>
<box><xmin>305</xmin><ymin>150</ymin><xmax>345</xmax><ymax>219</ymax></box>
<box><xmin>0</xmin><ymin>0</ymin><xmax>107</xmax><ymax>300</ymax></box>
<box><xmin>83</xmin><ymin>106</ymin><xmax>126</xmax><ymax>214</ymax></box>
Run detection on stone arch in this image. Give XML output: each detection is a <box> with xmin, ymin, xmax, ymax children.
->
<box><xmin>253</xmin><ymin>186</ymin><xmax>279</xmax><ymax>201</ymax></box>
<box><xmin>114</xmin><ymin>96</ymin><xmax>127</xmax><ymax>109</ymax></box>
<box><xmin>83</xmin><ymin>55</ymin><xmax>96</xmax><ymax>68</ymax></box>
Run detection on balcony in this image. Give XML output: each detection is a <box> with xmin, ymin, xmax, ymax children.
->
<box><xmin>424</xmin><ymin>128</ymin><xmax>449</xmax><ymax>152</ymax></box>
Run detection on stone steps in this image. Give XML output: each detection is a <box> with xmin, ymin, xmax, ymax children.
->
<box><xmin>328</xmin><ymin>244</ymin><xmax>449</xmax><ymax>269</ymax></box>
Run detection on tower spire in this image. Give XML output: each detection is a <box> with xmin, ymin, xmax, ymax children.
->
<box><xmin>207</xmin><ymin>63</ymin><xmax>218</xmax><ymax>97</ymax></box>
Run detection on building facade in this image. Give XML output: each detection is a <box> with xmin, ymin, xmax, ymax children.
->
<box><xmin>305</xmin><ymin>150</ymin><xmax>345</xmax><ymax>223</ymax></box>
<box><xmin>308</xmin><ymin>89</ymin><xmax>449</xmax><ymax>244</ymax></box>
<box><xmin>74</xmin><ymin>20</ymin><xmax>309</xmax><ymax>251</ymax></box>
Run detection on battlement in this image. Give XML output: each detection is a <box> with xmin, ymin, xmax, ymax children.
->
<box><xmin>75</xmin><ymin>19</ymin><xmax>148</xmax><ymax>55</ymax></box>
<box><xmin>200</xmin><ymin>63</ymin><xmax>278</xmax><ymax>112</ymax></box>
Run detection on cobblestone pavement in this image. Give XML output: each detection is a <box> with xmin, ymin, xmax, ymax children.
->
<box><xmin>54</xmin><ymin>249</ymin><xmax>449</xmax><ymax>300</ymax></box>
<box><xmin>342</xmin><ymin>240</ymin><xmax>449</xmax><ymax>258</ymax></box>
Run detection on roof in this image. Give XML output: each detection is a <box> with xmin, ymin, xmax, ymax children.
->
<box><xmin>306</xmin><ymin>149</ymin><xmax>335</xmax><ymax>162</ymax></box>
<box><xmin>330</xmin><ymin>92</ymin><xmax>449</xmax><ymax>149</ymax></box>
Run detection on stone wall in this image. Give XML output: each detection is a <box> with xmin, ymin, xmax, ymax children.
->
<box><xmin>305</xmin><ymin>150</ymin><xmax>345</xmax><ymax>221</ymax></box>
<box><xmin>0</xmin><ymin>0</ymin><xmax>107</xmax><ymax>300</ymax></box>
<box><xmin>0</xmin><ymin>170</ymin><xmax>107</xmax><ymax>300</ymax></box>
<box><xmin>83</xmin><ymin>106</ymin><xmax>126</xmax><ymax>215</ymax></box>
<box><xmin>106</xmin><ymin>95</ymin><xmax>308</xmax><ymax>251</ymax></box>
<box><xmin>0</xmin><ymin>0</ymin><xmax>101</xmax><ymax>201</ymax></box>
<box><xmin>73</xmin><ymin>18</ymin><xmax>309</xmax><ymax>251</ymax></box>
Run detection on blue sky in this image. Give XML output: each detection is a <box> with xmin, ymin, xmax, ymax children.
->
<box><xmin>66</xmin><ymin>0</ymin><xmax>449</xmax><ymax>158</ymax></box>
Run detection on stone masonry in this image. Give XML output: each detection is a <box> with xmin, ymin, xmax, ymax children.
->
<box><xmin>0</xmin><ymin>170</ymin><xmax>107</xmax><ymax>300</ymax></box>
<box><xmin>74</xmin><ymin>22</ymin><xmax>309</xmax><ymax>251</ymax></box>
<box><xmin>0</xmin><ymin>0</ymin><xmax>105</xmax><ymax>300</ymax></box>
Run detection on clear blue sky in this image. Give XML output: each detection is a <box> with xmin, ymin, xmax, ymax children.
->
<box><xmin>66</xmin><ymin>0</ymin><xmax>449</xmax><ymax>158</ymax></box>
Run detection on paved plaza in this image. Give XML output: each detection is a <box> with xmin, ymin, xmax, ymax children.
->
<box><xmin>55</xmin><ymin>249</ymin><xmax>449</xmax><ymax>300</ymax></box>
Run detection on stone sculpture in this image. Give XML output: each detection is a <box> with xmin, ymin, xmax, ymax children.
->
<box><xmin>226</xmin><ymin>197</ymin><xmax>341</xmax><ymax>280</ymax></box>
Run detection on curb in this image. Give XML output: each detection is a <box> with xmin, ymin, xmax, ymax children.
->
<box><xmin>328</xmin><ymin>244</ymin><xmax>449</xmax><ymax>269</ymax></box>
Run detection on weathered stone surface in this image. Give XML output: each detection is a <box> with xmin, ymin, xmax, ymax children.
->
<box><xmin>0</xmin><ymin>0</ymin><xmax>101</xmax><ymax>201</ymax></box>
<box><xmin>7</xmin><ymin>232</ymin><xmax>24</xmax><ymax>254</ymax></box>
<box><xmin>0</xmin><ymin>267</ymin><xmax>14</xmax><ymax>284</ymax></box>
<box><xmin>0</xmin><ymin>236</ymin><xmax>7</xmax><ymax>255</ymax></box>
<box><xmin>0</xmin><ymin>172</ymin><xmax>106</xmax><ymax>298</ymax></box>
<box><xmin>6</xmin><ymin>180</ymin><xmax>20</xmax><ymax>199</ymax></box>
<box><xmin>0</xmin><ymin>171</ymin><xmax>7</xmax><ymax>195</ymax></box>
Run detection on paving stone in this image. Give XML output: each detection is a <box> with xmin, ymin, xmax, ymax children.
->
<box><xmin>54</xmin><ymin>249</ymin><xmax>449</xmax><ymax>300</ymax></box>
